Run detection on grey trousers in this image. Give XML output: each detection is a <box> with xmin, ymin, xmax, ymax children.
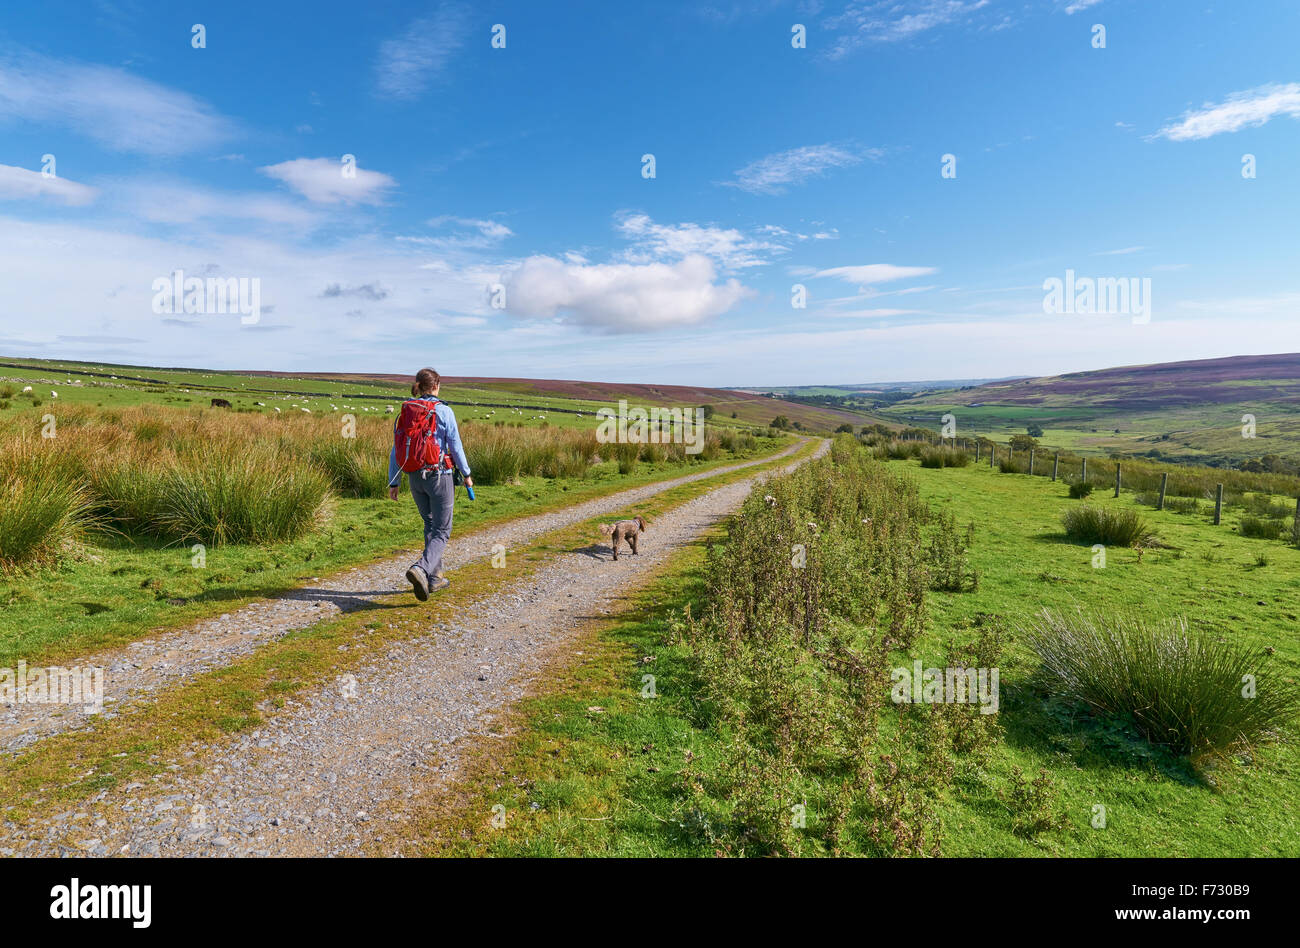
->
<box><xmin>408</xmin><ymin>469</ymin><xmax>455</xmax><ymax>580</ymax></box>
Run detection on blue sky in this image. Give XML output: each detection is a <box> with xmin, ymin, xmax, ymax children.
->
<box><xmin>1</xmin><ymin>0</ymin><xmax>1298</xmax><ymax>386</ymax></box>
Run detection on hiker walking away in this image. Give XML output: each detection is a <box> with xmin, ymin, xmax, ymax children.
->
<box><xmin>388</xmin><ymin>368</ymin><xmax>473</xmax><ymax>600</ymax></box>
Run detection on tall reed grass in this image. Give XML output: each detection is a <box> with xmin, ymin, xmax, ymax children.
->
<box><xmin>0</xmin><ymin>438</ymin><xmax>90</xmax><ymax>573</ymax></box>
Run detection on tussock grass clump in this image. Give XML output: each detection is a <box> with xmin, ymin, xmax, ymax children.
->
<box><xmin>1025</xmin><ymin>609</ymin><xmax>1300</xmax><ymax>758</ymax></box>
<box><xmin>156</xmin><ymin>446</ymin><xmax>332</xmax><ymax>545</ymax></box>
<box><xmin>0</xmin><ymin>440</ymin><xmax>90</xmax><ymax>572</ymax></box>
<box><xmin>1242</xmin><ymin>494</ymin><xmax>1292</xmax><ymax>519</ymax></box>
<box><xmin>1061</xmin><ymin>505</ymin><xmax>1156</xmax><ymax>546</ymax></box>
<box><xmin>86</xmin><ymin>444</ymin><xmax>331</xmax><ymax>546</ymax></box>
<box><xmin>920</xmin><ymin>446</ymin><xmax>970</xmax><ymax>469</ymax></box>
<box><xmin>1239</xmin><ymin>515</ymin><xmax>1284</xmax><ymax>540</ymax></box>
<box><xmin>612</xmin><ymin>442</ymin><xmax>640</xmax><ymax>474</ymax></box>
<box><xmin>310</xmin><ymin>431</ymin><xmax>391</xmax><ymax>498</ymax></box>
<box><xmin>1067</xmin><ymin>481</ymin><xmax>1094</xmax><ymax>499</ymax></box>
<box><xmin>878</xmin><ymin>439</ymin><xmax>924</xmax><ymax>460</ymax></box>
<box><xmin>462</xmin><ymin>424</ymin><xmax>599</xmax><ymax>485</ymax></box>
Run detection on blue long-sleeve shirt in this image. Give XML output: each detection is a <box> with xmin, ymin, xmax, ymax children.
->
<box><xmin>388</xmin><ymin>397</ymin><xmax>471</xmax><ymax>487</ymax></box>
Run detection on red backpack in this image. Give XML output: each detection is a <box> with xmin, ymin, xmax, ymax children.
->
<box><xmin>394</xmin><ymin>398</ymin><xmax>449</xmax><ymax>473</ymax></box>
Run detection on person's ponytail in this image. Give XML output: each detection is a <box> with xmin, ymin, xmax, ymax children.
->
<box><xmin>412</xmin><ymin>367</ymin><xmax>441</xmax><ymax>397</ymax></box>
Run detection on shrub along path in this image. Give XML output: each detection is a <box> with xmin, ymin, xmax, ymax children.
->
<box><xmin>0</xmin><ymin>438</ymin><xmax>811</xmax><ymax>756</ymax></box>
<box><xmin>0</xmin><ymin>440</ymin><xmax>828</xmax><ymax>856</ymax></box>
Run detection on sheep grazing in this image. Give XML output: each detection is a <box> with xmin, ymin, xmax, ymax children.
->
<box><xmin>50</xmin><ymin>391</ymin><xmax>58</xmax><ymax>399</ymax></box>
<box><xmin>21</xmin><ymin>386</ymin><xmax>32</xmax><ymax>393</ymax></box>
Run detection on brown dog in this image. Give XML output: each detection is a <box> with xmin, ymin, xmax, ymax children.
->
<box><xmin>599</xmin><ymin>516</ymin><xmax>646</xmax><ymax>560</ymax></box>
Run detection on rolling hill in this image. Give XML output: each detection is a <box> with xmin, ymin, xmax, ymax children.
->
<box><xmin>874</xmin><ymin>353</ymin><xmax>1300</xmax><ymax>466</ymax></box>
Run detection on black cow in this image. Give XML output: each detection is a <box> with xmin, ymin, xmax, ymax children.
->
<box><xmin>210</xmin><ymin>398</ymin><xmax>233</xmax><ymax>408</ymax></box>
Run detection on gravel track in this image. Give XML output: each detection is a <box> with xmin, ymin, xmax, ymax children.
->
<box><xmin>0</xmin><ymin>440</ymin><xmax>810</xmax><ymax>756</ymax></box>
<box><xmin>0</xmin><ymin>439</ymin><xmax>827</xmax><ymax>857</ymax></box>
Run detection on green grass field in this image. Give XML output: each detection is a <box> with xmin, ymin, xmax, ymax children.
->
<box><xmin>420</xmin><ymin>449</ymin><xmax>1300</xmax><ymax>857</ymax></box>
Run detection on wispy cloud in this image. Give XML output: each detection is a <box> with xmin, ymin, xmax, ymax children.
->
<box><xmin>117</xmin><ymin>179</ymin><xmax>320</xmax><ymax>227</ymax></box>
<box><xmin>322</xmin><ymin>283</ymin><xmax>389</xmax><ymax>301</ymax></box>
<box><xmin>0</xmin><ymin>48</ymin><xmax>236</xmax><ymax>155</ymax></box>
<box><xmin>1153</xmin><ymin>82</ymin><xmax>1300</xmax><ymax>141</ymax></box>
<box><xmin>417</xmin><ymin>215</ymin><xmax>514</xmax><ymax>249</ymax></box>
<box><xmin>375</xmin><ymin>3</ymin><xmax>469</xmax><ymax>100</ymax></box>
<box><xmin>723</xmin><ymin>144</ymin><xmax>876</xmax><ymax>195</ymax></box>
<box><xmin>0</xmin><ymin>164</ymin><xmax>98</xmax><ymax>205</ymax></box>
<box><xmin>825</xmin><ymin>308</ymin><xmax>923</xmax><ymax>318</ymax></box>
<box><xmin>825</xmin><ymin>1</ymin><xmax>991</xmax><ymax>59</ymax></box>
<box><xmin>616</xmin><ymin>213</ymin><xmax>786</xmax><ymax>269</ymax></box>
<box><xmin>259</xmin><ymin>158</ymin><xmax>396</xmax><ymax>205</ymax></box>
<box><xmin>1062</xmin><ymin>0</ymin><xmax>1103</xmax><ymax>13</ymax></box>
<box><xmin>814</xmin><ymin>263</ymin><xmax>938</xmax><ymax>285</ymax></box>
<box><xmin>1092</xmin><ymin>246</ymin><xmax>1145</xmax><ymax>256</ymax></box>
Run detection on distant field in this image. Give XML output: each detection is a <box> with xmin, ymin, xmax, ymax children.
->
<box><xmin>0</xmin><ymin>358</ymin><xmax>869</xmax><ymax>433</ymax></box>
<box><xmin>874</xmin><ymin>353</ymin><xmax>1300</xmax><ymax>466</ymax></box>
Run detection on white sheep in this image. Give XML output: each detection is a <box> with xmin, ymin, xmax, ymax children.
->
<box><xmin>50</xmin><ymin>391</ymin><xmax>58</xmax><ymax>398</ymax></box>
<box><xmin>21</xmin><ymin>386</ymin><xmax>32</xmax><ymax>393</ymax></box>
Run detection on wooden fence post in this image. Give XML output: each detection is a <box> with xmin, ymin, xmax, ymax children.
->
<box><xmin>1114</xmin><ymin>462</ymin><xmax>1121</xmax><ymax>497</ymax></box>
<box><xmin>990</xmin><ymin>446</ymin><xmax>996</xmax><ymax>468</ymax></box>
<box><xmin>1052</xmin><ymin>453</ymin><xmax>1059</xmax><ymax>482</ymax></box>
<box><xmin>1157</xmin><ymin>472</ymin><xmax>1168</xmax><ymax>510</ymax></box>
<box><xmin>1029</xmin><ymin>448</ymin><xmax>1035</xmax><ymax>475</ymax></box>
<box><xmin>1081</xmin><ymin>458</ymin><xmax>1087</xmax><ymax>482</ymax></box>
<box><xmin>975</xmin><ymin>441</ymin><xmax>980</xmax><ymax>462</ymax></box>
<box><xmin>1214</xmin><ymin>484</ymin><xmax>1223</xmax><ymax>525</ymax></box>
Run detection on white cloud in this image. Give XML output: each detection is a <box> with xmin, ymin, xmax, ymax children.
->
<box><xmin>259</xmin><ymin>158</ymin><xmax>396</xmax><ymax>205</ymax></box>
<box><xmin>1092</xmin><ymin>246</ymin><xmax>1145</xmax><ymax>256</ymax></box>
<box><xmin>0</xmin><ymin>48</ymin><xmax>236</xmax><ymax>155</ymax></box>
<box><xmin>1154</xmin><ymin>83</ymin><xmax>1300</xmax><ymax>141</ymax></box>
<box><xmin>118</xmin><ymin>180</ymin><xmax>320</xmax><ymax>228</ymax></box>
<box><xmin>824</xmin><ymin>308</ymin><xmax>921</xmax><ymax>318</ymax></box>
<box><xmin>0</xmin><ymin>215</ymin><xmax>496</xmax><ymax>367</ymax></box>
<box><xmin>502</xmin><ymin>253</ymin><xmax>751</xmax><ymax>332</ymax></box>
<box><xmin>416</xmin><ymin>215</ymin><xmax>514</xmax><ymax>249</ymax></box>
<box><xmin>723</xmin><ymin>144</ymin><xmax>873</xmax><ymax>195</ymax></box>
<box><xmin>826</xmin><ymin>1</ymin><xmax>991</xmax><ymax>58</ymax></box>
<box><xmin>375</xmin><ymin>3</ymin><xmax>469</xmax><ymax>100</ymax></box>
<box><xmin>1063</xmin><ymin>0</ymin><xmax>1103</xmax><ymax>13</ymax></box>
<box><xmin>0</xmin><ymin>164</ymin><xmax>97</xmax><ymax>205</ymax></box>
<box><xmin>616</xmin><ymin>213</ymin><xmax>784</xmax><ymax>269</ymax></box>
<box><xmin>814</xmin><ymin>263</ymin><xmax>938</xmax><ymax>285</ymax></box>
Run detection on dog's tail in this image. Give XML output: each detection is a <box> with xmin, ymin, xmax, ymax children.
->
<box><xmin>598</xmin><ymin>523</ymin><xmax>615</xmax><ymax>537</ymax></box>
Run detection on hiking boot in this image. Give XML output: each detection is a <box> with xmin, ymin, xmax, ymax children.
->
<box><xmin>405</xmin><ymin>567</ymin><xmax>430</xmax><ymax>602</ymax></box>
<box><xmin>428</xmin><ymin>576</ymin><xmax>451</xmax><ymax>594</ymax></box>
